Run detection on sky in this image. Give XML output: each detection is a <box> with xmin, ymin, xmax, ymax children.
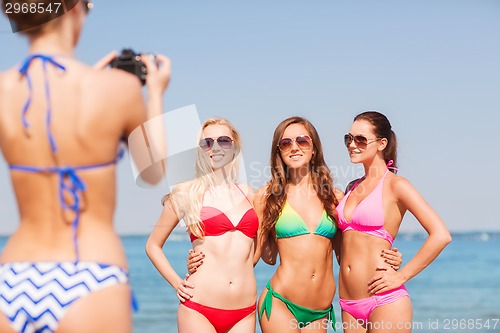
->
<box><xmin>0</xmin><ymin>0</ymin><xmax>499</xmax><ymax>235</ymax></box>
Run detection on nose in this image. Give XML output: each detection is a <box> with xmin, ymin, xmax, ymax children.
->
<box><xmin>290</xmin><ymin>140</ymin><xmax>300</xmax><ymax>151</ymax></box>
<box><xmin>211</xmin><ymin>140</ymin><xmax>222</xmax><ymax>152</ymax></box>
<box><xmin>347</xmin><ymin>137</ymin><xmax>356</xmax><ymax>149</ymax></box>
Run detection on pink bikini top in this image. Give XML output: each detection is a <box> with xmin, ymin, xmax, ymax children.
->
<box><xmin>335</xmin><ymin>169</ymin><xmax>394</xmax><ymax>245</ymax></box>
<box><xmin>190</xmin><ymin>185</ymin><xmax>259</xmax><ymax>242</ymax></box>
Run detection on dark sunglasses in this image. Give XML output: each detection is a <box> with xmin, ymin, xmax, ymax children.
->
<box><xmin>82</xmin><ymin>0</ymin><xmax>93</xmax><ymax>14</ymax></box>
<box><xmin>344</xmin><ymin>133</ymin><xmax>381</xmax><ymax>147</ymax></box>
<box><xmin>278</xmin><ymin>135</ymin><xmax>312</xmax><ymax>152</ymax></box>
<box><xmin>199</xmin><ymin>136</ymin><xmax>234</xmax><ymax>151</ymax></box>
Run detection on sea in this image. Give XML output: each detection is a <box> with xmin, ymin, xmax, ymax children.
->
<box><xmin>1</xmin><ymin>231</ymin><xmax>499</xmax><ymax>333</ymax></box>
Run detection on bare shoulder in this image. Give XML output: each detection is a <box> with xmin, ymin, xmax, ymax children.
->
<box><xmin>84</xmin><ymin>68</ymin><xmax>142</xmax><ymax>97</ymax></box>
<box><xmin>388</xmin><ymin>174</ymin><xmax>415</xmax><ymax>196</ymax></box>
<box><xmin>253</xmin><ymin>185</ymin><xmax>268</xmax><ymax>209</ymax></box>
<box><xmin>333</xmin><ymin>187</ymin><xmax>344</xmax><ymax>201</ymax></box>
<box><xmin>236</xmin><ymin>182</ymin><xmax>256</xmax><ymax>201</ymax></box>
<box><xmin>0</xmin><ymin>67</ymin><xmax>23</xmax><ymax>91</ymax></box>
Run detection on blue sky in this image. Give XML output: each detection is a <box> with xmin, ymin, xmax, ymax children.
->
<box><xmin>0</xmin><ymin>0</ymin><xmax>499</xmax><ymax>234</ymax></box>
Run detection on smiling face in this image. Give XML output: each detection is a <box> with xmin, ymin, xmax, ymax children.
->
<box><xmin>346</xmin><ymin>119</ymin><xmax>386</xmax><ymax>164</ymax></box>
<box><xmin>278</xmin><ymin>123</ymin><xmax>315</xmax><ymax>170</ymax></box>
<box><xmin>200</xmin><ymin>124</ymin><xmax>236</xmax><ymax>171</ymax></box>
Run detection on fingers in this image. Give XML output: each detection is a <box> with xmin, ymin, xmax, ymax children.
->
<box><xmin>176</xmin><ymin>286</ymin><xmax>191</xmax><ymax>302</ymax></box>
<box><xmin>381</xmin><ymin>248</ymin><xmax>403</xmax><ymax>271</ymax></box>
<box><xmin>368</xmin><ymin>273</ymin><xmax>391</xmax><ymax>295</ymax></box>
<box><xmin>368</xmin><ymin>273</ymin><xmax>382</xmax><ymax>286</ymax></box>
<box><xmin>381</xmin><ymin>249</ymin><xmax>396</xmax><ymax>260</ymax></box>
<box><xmin>187</xmin><ymin>250</ymin><xmax>205</xmax><ymax>274</ymax></box>
<box><xmin>140</xmin><ymin>53</ymin><xmax>157</xmax><ymax>72</ymax></box>
<box><xmin>368</xmin><ymin>278</ymin><xmax>381</xmax><ymax>295</ymax></box>
<box><xmin>93</xmin><ymin>50</ymin><xmax>118</xmax><ymax>70</ymax></box>
<box><xmin>369</xmin><ymin>283</ymin><xmax>388</xmax><ymax>295</ymax></box>
<box><xmin>383</xmin><ymin>258</ymin><xmax>399</xmax><ymax>268</ymax></box>
<box><xmin>176</xmin><ymin>276</ymin><xmax>195</xmax><ymax>302</ymax></box>
<box><xmin>141</xmin><ymin>53</ymin><xmax>171</xmax><ymax>94</ymax></box>
<box><xmin>183</xmin><ymin>274</ymin><xmax>194</xmax><ymax>289</ymax></box>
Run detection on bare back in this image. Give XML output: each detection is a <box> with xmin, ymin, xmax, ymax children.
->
<box><xmin>0</xmin><ymin>57</ymin><xmax>146</xmax><ymax>266</ymax></box>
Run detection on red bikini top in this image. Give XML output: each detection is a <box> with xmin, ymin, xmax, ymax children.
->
<box><xmin>189</xmin><ymin>185</ymin><xmax>259</xmax><ymax>242</ymax></box>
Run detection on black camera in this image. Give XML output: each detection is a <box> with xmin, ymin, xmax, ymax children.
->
<box><xmin>110</xmin><ymin>49</ymin><xmax>155</xmax><ymax>86</ymax></box>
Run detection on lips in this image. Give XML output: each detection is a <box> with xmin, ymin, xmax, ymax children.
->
<box><xmin>289</xmin><ymin>154</ymin><xmax>303</xmax><ymax>160</ymax></box>
<box><xmin>210</xmin><ymin>154</ymin><xmax>225</xmax><ymax>161</ymax></box>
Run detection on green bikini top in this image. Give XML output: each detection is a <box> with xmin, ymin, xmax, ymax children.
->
<box><xmin>275</xmin><ymin>201</ymin><xmax>337</xmax><ymax>239</ymax></box>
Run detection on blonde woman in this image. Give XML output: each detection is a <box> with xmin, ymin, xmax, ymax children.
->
<box><xmin>146</xmin><ymin>118</ymin><xmax>259</xmax><ymax>333</ymax></box>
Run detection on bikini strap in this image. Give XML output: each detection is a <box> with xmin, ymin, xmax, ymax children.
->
<box><xmin>348</xmin><ymin>177</ymin><xmax>364</xmax><ymax>193</ymax></box>
<box><xmin>19</xmin><ymin>54</ymin><xmax>66</xmax><ymax>153</ymax></box>
<box><xmin>386</xmin><ymin>159</ymin><xmax>399</xmax><ymax>173</ymax></box>
<box><xmin>235</xmin><ymin>183</ymin><xmax>251</xmax><ymax>204</ymax></box>
<box><xmin>9</xmin><ymin>147</ymin><xmax>125</xmax><ymax>261</ymax></box>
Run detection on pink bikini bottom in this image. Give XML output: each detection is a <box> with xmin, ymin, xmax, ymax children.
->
<box><xmin>339</xmin><ymin>285</ymin><xmax>409</xmax><ymax>322</ymax></box>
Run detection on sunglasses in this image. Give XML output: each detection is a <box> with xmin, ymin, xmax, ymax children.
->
<box><xmin>199</xmin><ymin>136</ymin><xmax>234</xmax><ymax>151</ymax></box>
<box><xmin>278</xmin><ymin>135</ymin><xmax>312</xmax><ymax>152</ymax></box>
<box><xmin>82</xmin><ymin>0</ymin><xmax>93</xmax><ymax>14</ymax></box>
<box><xmin>344</xmin><ymin>133</ymin><xmax>381</xmax><ymax>147</ymax></box>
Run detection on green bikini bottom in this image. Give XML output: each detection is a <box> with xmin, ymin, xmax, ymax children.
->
<box><xmin>259</xmin><ymin>281</ymin><xmax>336</xmax><ymax>330</ymax></box>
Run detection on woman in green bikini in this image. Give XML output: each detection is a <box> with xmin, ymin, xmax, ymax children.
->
<box><xmin>255</xmin><ymin>116</ymin><xmax>341</xmax><ymax>332</ymax></box>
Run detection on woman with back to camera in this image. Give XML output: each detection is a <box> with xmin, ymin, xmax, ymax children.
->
<box><xmin>146</xmin><ymin>118</ymin><xmax>259</xmax><ymax>333</ymax></box>
<box><xmin>336</xmin><ymin>111</ymin><xmax>451</xmax><ymax>332</ymax></box>
<box><xmin>0</xmin><ymin>1</ymin><xmax>171</xmax><ymax>332</ymax></box>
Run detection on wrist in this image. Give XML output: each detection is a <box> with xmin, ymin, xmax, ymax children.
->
<box><xmin>148</xmin><ymin>90</ymin><xmax>163</xmax><ymax>102</ymax></box>
<box><xmin>399</xmin><ymin>269</ymin><xmax>410</xmax><ymax>283</ymax></box>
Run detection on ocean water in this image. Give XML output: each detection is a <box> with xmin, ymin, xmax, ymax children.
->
<box><xmin>1</xmin><ymin>232</ymin><xmax>500</xmax><ymax>333</ymax></box>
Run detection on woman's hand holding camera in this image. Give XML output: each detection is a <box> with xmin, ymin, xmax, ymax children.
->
<box><xmin>141</xmin><ymin>53</ymin><xmax>171</xmax><ymax>97</ymax></box>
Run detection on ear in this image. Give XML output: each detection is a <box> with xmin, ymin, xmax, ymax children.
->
<box><xmin>378</xmin><ymin>138</ymin><xmax>388</xmax><ymax>151</ymax></box>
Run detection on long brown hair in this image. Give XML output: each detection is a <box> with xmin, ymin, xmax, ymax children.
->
<box><xmin>259</xmin><ymin>116</ymin><xmax>338</xmax><ymax>241</ymax></box>
<box><xmin>354</xmin><ymin>111</ymin><xmax>398</xmax><ymax>172</ymax></box>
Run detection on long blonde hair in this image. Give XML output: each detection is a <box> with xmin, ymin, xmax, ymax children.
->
<box><xmin>162</xmin><ymin>117</ymin><xmax>242</xmax><ymax>239</ymax></box>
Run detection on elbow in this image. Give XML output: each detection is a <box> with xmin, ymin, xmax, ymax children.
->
<box><xmin>435</xmin><ymin>231</ymin><xmax>452</xmax><ymax>248</ymax></box>
<box><xmin>443</xmin><ymin>232</ymin><xmax>452</xmax><ymax>246</ymax></box>
<box><xmin>145</xmin><ymin>242</ymin><xmax>156</xmax><ymax>259</ymax></box>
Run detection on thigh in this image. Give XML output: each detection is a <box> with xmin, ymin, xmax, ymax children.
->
<box><xmin>0</xmin><ymin>312</ymin><xmax>17</xmax><ymax>333</ymax></box>
<box><xmin>228</xmin><ymin>309</ymin><xmax>256</xmax><ymax>333</ymax></box>
<box><xmin>301</xmin><ymin>317</ymin><xmax>329</xmax><ymax>333</ymax></box>
<box><xmin>368</xmin><ymin>296</ymin><xmax>412</xmax><ymax>333</ymax></box>
<box><xmin>258</xmin><ymin>289</ymin><xmax>300</xmax><ymax>333</ymax></box>
<box><xmin>178</xmin><ymin>302</ymin><xmax>216</xmax><ymax>333</ymax></box>
<box><xmin>342</xmin><ymin>310</ymin><xmax>368</xmax><ymax>333</ymax></box>
<box><xmin>56</xmin><ymin>283</ymin><xmax>132</xmax><ymax>333</ymax></box>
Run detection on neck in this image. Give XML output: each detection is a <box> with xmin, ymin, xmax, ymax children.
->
<box><xmin>288</xmin><ymin>166</ymin><xmax>311</xmax><ymax>187</ymax></box>
<box><xmin>363</xmin><ymin>157</ymin><xmax>387</xmax><ymax>180</ymax></box>
<box><xmin>212</xmin><ymin>166</ymin><xmax>233</xmax><ymax>186</ymax></box>
<box><xmin>28</xmin><ymin>30</ymin><xmax>74</xmax><ymax>57</ymax></box>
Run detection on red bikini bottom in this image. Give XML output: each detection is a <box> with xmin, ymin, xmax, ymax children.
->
<box><xmin>181</xmin><ymin>299</ymin><xmax>256</xmax><ymax>333</ymax></box>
